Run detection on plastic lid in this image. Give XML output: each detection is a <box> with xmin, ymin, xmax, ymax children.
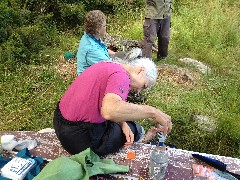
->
<box><xmin>159</xmin><ymin>142</ymin><xmax>164</xmax><ymax>147</ymax></box>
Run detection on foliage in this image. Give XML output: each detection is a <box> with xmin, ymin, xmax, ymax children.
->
<box><xmin>0</xmin><ymin>22</ymin><xmax>58</xmax><ymax>70</ymax></box>
<box><xmin>0</xmin><ymin>1</ymin><xmax>29</xmax><ymax>43</ymax></box>
<box><xmin>80</xmin><ymin>0</ymin><xmax>144</xmax><ymax>14</ymax></box>
<box><xmin>0</xmin><ymin>0</ymin><xmax>145</xmax><ymax>70</ymax></box>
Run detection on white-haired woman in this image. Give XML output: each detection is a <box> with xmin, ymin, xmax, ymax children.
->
<box><xmin>54</xmin><ymin>57</ymin><xmax>172</xmax><ymax>156</ymax></box>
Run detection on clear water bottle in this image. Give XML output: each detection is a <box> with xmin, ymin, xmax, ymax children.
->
<box><xmin>149</xmin><ymin>132</ymin><xmax>168</xmax><ymax>180</ymax></box>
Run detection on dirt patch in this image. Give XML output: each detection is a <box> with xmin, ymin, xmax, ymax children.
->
<box><xmin>158</xmin><ymin>64</ymin><xmax>201</xmax><ymax>86</ymax></box>
<box><xmin>54</xmin><ymin>58</ymin><xmax>201</xmax><ymax>87</ymax></box>
<box><xmin>54</xmin><ymin>55</ymin><xmax>77</xmax><ymax>79</ymax></box>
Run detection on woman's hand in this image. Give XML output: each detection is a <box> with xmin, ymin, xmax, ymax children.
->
<box><xmin>154</xmin><ymin>110</ymin><xmax>172</xmax><ymax>135</ymax></box>
<box><xmin>141</xmin><ymin>127</ymin><xmax>162</xmax><ymax>143</ymax></box>
<box><xmin>118</xmin><ymin>122</ymin><xmax>134</xmax><ymax>148</ymax></box>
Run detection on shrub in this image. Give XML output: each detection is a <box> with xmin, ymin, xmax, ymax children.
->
<box><xmin>0</xmin><ymin>1</ymin><xmax>30</xmax><ymax>43</ymax></box>
<box><xmin>0</xmin><ymin>21</ymin><xmax>58</xmax><ymax>69</ymax></box>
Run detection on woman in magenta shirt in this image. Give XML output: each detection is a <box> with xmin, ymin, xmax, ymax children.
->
<box><xmin>54</xmin><ymin>58</ymin><xmax>172</xmax><ymax>156</ymax></box>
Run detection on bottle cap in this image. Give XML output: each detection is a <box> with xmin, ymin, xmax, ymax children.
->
<box><xmin>159</xmin><ymin>142</ymin><xmax>164</xmax><ymax>147</ymax></box>
<box><xmin>127</xmin><ymin>151</ymin><xmax>136</xmax><ymax>160</ymax></box>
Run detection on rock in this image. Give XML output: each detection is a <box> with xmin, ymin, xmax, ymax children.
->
<box><xmin>193</xmin><ymin>115</ymin><xmax>217</xmax><ymax>132</ymax></box>
<box><xmin>179</xmin><ymin>58</ymin><xmax>211</xmax><ymax>74</ymax></box>
<box><xmin>158</xmin><ymin>64</ymin><xmax>196</xmax><ymax>85</ymax></box>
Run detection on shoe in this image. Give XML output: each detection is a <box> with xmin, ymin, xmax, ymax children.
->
<box><xmin>157</xmin><ymin>56</ymin><xmax>167</xmax><ymax>61</ymax></box>
<box><xmin>64</xmin><ymin>51</ymin><xmax>77</xmax><ymax>63</ymax></box>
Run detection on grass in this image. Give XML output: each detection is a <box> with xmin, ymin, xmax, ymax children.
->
<box><xmin>0</xmin><ymin>0</ymin><xmax>239</xmax><ymax>157</ymax></box>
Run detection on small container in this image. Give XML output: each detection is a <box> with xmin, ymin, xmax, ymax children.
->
<box><xmin>1</xmin><ymin>157</ymin><xmax>36</xmax><ymax>180</ymax></box>
<box><xmin>126</xmin><ymin>148</ymin><xmax>136</xmax><ymax>160</ymax></box>
<box><xmin>127</xmin><ymin>151</ymin><xmax>136</xmax><ymax>160</ymax></box>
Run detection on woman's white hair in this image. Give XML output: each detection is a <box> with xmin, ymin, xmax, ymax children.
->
<box><xmin>128</xmin><ymin>57</ymin><xmax>158</xmax><ymax>85</ymax></box>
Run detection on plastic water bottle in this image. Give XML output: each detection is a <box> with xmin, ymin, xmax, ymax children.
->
<box><xmin>149</xmin><ymin>132</ymin><xmax>168</xmax><ymax>180</ymax></box>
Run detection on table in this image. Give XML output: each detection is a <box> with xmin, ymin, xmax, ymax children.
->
<box><xmin>1</xmin><ymin>131</ymin><xmax>239</xmax><ymax>179</ymax></box>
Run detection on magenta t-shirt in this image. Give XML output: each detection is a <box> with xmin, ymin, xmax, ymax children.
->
<box><xmin>59</xmin><ymin>62</ymin><xmax>130</xmax><ymax>123</ymax></box>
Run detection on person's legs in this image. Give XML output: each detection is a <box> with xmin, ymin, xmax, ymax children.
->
<box><xmin>93</xmin><ymin>121</ymin><xmax>145</xmax><ymax>156</ymax></box>
<box><xmin>157</xmin><ymin>17</ymin><xmax>171</xmax><ymax>59</ymax></box>
<box><xmin>142</xmin><ymin>18</ymin><xmax>158</xmax><ymax>58</ymax></box>
<box><xmin>132</xmin><ymin>122</ymin><xmax>145</xmax><ymax>141</ymax></box>
<box><xmin>53</xmin><ymin>103</ymin><xmax>95</xmax><ymax>155</ymax></box>
<box><xmin>53</xmin><ymin>102</ymin><xmax>145</xmax><ymax>156</ymax></box>
<box><xmin>92</xmin><ymin>122</ymin><xmax>125</xmax><ymax>156</ymax></box>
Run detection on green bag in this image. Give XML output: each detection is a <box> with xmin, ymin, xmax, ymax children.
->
<box><xmin>34</xmin><ymin>148</ymin><xmax>129</xmax><ymax>180</ymax></box>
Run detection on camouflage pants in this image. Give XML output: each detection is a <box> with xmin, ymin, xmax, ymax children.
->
<box><xmin>142</xmin><ymin>17</ymin><xmax>171</xmax><ymax>59</ymax></box>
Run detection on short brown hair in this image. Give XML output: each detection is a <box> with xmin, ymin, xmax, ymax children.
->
<box><xmin>84</xmin><ymin>10</ymin><xmax>106</xmax><ymax>35</ymax></box>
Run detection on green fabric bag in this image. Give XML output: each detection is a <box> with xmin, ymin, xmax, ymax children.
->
<box><xmin>33</xmin><ymin>148</ymin><xmax>129</xmax><ymax>180</ymax></box>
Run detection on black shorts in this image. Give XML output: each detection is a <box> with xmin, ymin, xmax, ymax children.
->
<box><xmin>53</xmin><ymin>102</ymin><xmax>144</xmax><ymax>156</ymax></box>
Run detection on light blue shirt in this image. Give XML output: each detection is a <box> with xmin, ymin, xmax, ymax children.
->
<box><xmin>76</xmin><ymin>32</ymin><xmax>111</xmax><ymax>75</ymax></box>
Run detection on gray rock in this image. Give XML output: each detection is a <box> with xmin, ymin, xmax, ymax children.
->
<box><xmin>179</xmin><ymin>58</ymin><xmax>211</xmax><ymax>74</ymax></box>
<box><xmin>193</xmin><ymin>115</ymin><xmax>217</xmax><ymax>132</ymax></box>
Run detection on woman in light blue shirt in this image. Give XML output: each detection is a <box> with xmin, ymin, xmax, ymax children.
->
<box><xmin>76</xmin><ymin>10</ymin><xmax>116</xmax><ymax>75</ymax></box>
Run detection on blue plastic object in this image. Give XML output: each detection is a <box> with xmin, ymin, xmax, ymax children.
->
<box><xmin>157</xmin><ymin>132</ymin><xmax>167</xmax><ymax>147</ymax></box>
<box><xmin>192</xmin><ymin>153</ymin><xmax>240</xmax><ymax>179</ymax></box>
<box><xmin>192</xmin><ymin>153</ymin><xmax>226</xmax><ymax>171</ymax></box>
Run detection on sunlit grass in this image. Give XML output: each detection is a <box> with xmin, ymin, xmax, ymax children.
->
<box><xmin>106</xmin><ymin>0</ymin><xmax>240</xmax><ymax>157</ymax></box>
